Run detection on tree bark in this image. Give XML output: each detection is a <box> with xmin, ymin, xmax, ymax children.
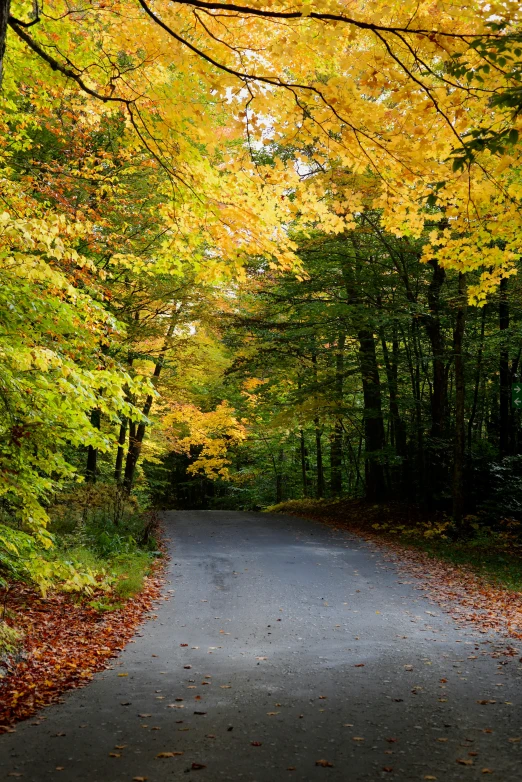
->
<box><xmin>380</xmin><ymin>327</ymin><xmax>406</xmax><ymax>457</ymax></box>
<box><xmin>0</xmin><ymin>0</ymin><xmax>10</xmax><ymax>89</ymax></box>
<box><xmin>300</xmin><ymin>429</ymin><xmax>309</xmax><ymax>497</ymax></box>
<box><xmin>85</xmin><ymin>408</ymin><xmax>101</xmax><ymax>483</ymax></box>
<box><xmin>452</xmin><ymin>272</ymin><xmax>467</xmax><ymax>523</ymax></box>
<box><xmin>424</xmin><ymin>259</ymin><xmax>448</xmax><ymax>438</ymax></box>
<box><xmin>123</xmin><ymin>315</ymin><xmax>176</xmax><ymax>493</ymax></box>
<box><xmin>499</xmin><ymin>277</ymin><xmax>512</xmax><ymax>457</ymax></box>
<box><xmin>315</xmin><ymin>418</ymin><xmax>324</xmax><ymax>499</ymax></box>
<box><xmin>358</xmin><ymin>328</ymin><xmax>387</xmax><ymax>501</ymax></box>
<box><xmin>468</xmin><ymin>305</ymin><xmax>486</xmax><ymax>449</ymax></box>
<box><xmin>275</xmin><ymin>448</ymin><xmax>284</xmax><ymax>503</ymax></box>
<box><xmin>330</xmin><ymin>332</ymin><xmax>345</xmax><ymax>496</ymax></box>
<box><xmin>114</xmin><ymin>418</ymin><xmax>127</xmax><ymax>481</ymax></box>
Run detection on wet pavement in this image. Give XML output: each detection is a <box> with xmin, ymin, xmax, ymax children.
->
<box><xmin>1</xmin><ymin>509</ymin><xmax>521</xmax><ymax>781</ymax></box>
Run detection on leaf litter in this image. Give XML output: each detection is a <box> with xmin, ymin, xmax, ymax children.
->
<box><xmin>0</xmin><ymin>558</ymin><xmax>165</xmax><ymax>728</ymax></box>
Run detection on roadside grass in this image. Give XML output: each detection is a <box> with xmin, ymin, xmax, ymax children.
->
<box><xmin>408</xmin><ymin>537</ymin><xmax>522</xmax><ymax>592</ymax></box>
<box><xmin>60</xmin><ymin>546</ymin><xmax>154</xmax><ymax>609</ymax></box>
<box><xmin>267</xmin><ymin>498</ymin><xmax>522</xmax><ymax>593</ymax></box>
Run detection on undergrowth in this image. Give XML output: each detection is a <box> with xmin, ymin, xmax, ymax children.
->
<box><xmin>0</xmin><ymin>482</ymin><xmax>159</xmax><ymax>610</ymax></box>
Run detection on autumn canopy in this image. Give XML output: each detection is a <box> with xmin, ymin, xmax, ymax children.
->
<box><xmin>1</xmin><ymin>0</ymin><xmax>522</xmax><ymax>590</ymax></box>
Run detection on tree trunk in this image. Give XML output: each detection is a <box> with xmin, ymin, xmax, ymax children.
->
<box><xmin>330</xmin><ymin>421</ymin><xmax>343</xmax><ymax>496</ymax></box>
<box><xmin>114</xmin><ymin>418</ymin><xmax>127</xmax><ymax>481</ymax></box>
<box><xmin>330</xmin><ymin>332</ymin><xmax>345</xmax><ymax>496</ymax></box>
<box><xmin>499</xmin><ymin>277</ymin><xmax>511</xmax><ymax>457</ymax></box>
<box><xmin>275</xmin><ymin>448</ymin><xmax>284</xmax><ymax>503</ymax></box>
<box><xmin>452</xmin><ymin>272</ymin><xmax>467</xmax><ymax>523</ymax></box>
<box><xmin>315</xmin><ymin>418</ymin><xmax>324</xmax><ymax>499</ymax></box>
<box><xmin>380</xmin><ymin>327</ymin><xmax>407</xmax><ymax>457</ymax></box>
<box><xmin>300</xmin><ymin>429</ymin><xmax>309</xmax><ymax>496</ymax></box>
<box><xmin>424</xmin><ymin>259</ymin><xmax>448</xmax><ymax>438</ymax></box>
<box><xmin>85</xmin><ymin>408</ymin><xmax>101</xmax><ymax>483</ymax></box>
<box><xmin>123</xmin><ymin>315</ymin><xmax>176</xmax><ymax>493</ymax></box>
<box><xmin>468</xmin><ymin>305</ymin><xmax>486</xmax><ymax>449</ymax></box>
<box><xmin>0</xmin><ymin>0</ymin><xmax>10</xmax><ymax>89</ymax></box>
<box><xmin>358</xmin><ymin>328</ymin><xmax>386</xmax><ymax>501</ymax></box>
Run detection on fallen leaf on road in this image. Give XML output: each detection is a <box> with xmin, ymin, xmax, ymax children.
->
<box><xmin>251</xmin><ymin>741</ymin><xmax>262</xmax><ymax>746</ymax></box>
<box><xmin>481</xmin><ymin>770</ymin><xmax>493</xmax><ymax>774</ymax></box>
<box><xmin>354</xmin><ymin>664</ymin><xmax>365</xmax><ymax>668</ymax></box>
<box><xmin>132</xmin><ymin>777</ymin><xmax>147</xmax><ymax>781</ymax></box>
<box><xmin>156</xmin><ymin>752</ymin><xmax>184</xmax><ymax>758</ymax></box>
<box><xmin>477</xmin><ymin>700</ymin><xmax>496</xmax><ymax>705</ymax></box>
<box><xmin>456</xmin><ymin>759</ymin><xmax>473</xmax><ymax>766</ymax></box>
<box><xmin>109</xmin><ymin>753</ymin><xmax>121</xmax><ymax>758</ymax></box>
<box><xmin>383</xmin><ymin>768</ymin><xmax>393</xmax><ymax>773</ymax></box>
<box><xmin>194</xmin><ymin>711</ymin><xmax>207</xmax><ymax>715</ymax></box>
<box><xmin>267</xmin><ymin>711</ymin><xmax>280</xmax><ymax>716</ymax></box>
<box><xmin>315</xmin><ymin>760</ymin><xmax>334</xmax><ymax>767</ymax></box>
<box><xmin>191</xmin><ymin>763</ymin><xmax>207</xmax><ymax>770</ymax></box>
<box><xmin>352</xmin><ymin>737</ymin><xmax>365</xmax><ymax>742</ymax></box>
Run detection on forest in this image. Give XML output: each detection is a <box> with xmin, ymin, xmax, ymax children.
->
<box><xmin>1</xmin><ymin>0</ymin><xmax>522</xmax><ymax>661</ymax></box>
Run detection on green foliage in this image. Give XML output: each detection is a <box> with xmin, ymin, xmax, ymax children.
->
<box><xmin>0</xmin><ymin>622</ymin><xmax>23</xmax><ymax>660</ymax></box>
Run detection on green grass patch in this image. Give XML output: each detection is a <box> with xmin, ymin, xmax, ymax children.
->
<box><xmin>407</xmin><ymin>537</ymin><xmax>522</xmax><ymax>592</ymax></box>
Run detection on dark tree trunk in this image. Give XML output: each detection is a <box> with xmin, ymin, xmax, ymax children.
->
<box><xmin>300</xmin><ymin>429</ymin><xmax>309</xmax><ymax>496</ymax></box>
<box><xmin>330</xmin><ymin>421</ymin><xmax>343</xmax><ymax>496</ymax></box>
<box><xmin>380</xmin><ymin>327</ymin><xmax>408</xmax><ymax>496</ymax></box>
<box><xmin>310</xmin><ymin>353</ymin><xmax>325</xmax><ymax>499</ymax></box>
<box><xmin>114</xmin><ymin>418</ymin><xmax>127</xmax><ymax>481</ymax></box>
<box><xmin>330</xmin><ymin>332</ymin><xmax>345</xmax><ymax>496</ymax></box>
<box><xmin>499</xmin><ymin>277</ymin><xmax>512</xmax><ymax>457</ymax></box>
<box><xmin>424</xmin><ymin>259</ymin><xmax>448</xmax><ymax>438</ymax></box>
<box><xmin>0</xmin><ymin>0</ymin><xmax>10</xmax><ymax>89</ymax></box>
<box><xmin>86</xmin><ymin>408</ymin><xmax>101</xmax><ymax>483</ymax></box>
<box><xmin>123</xmin><ymin>316</ymin><xmax>176</xmax><ymax>493</ymax></box>
<box><xmin>452</xmin><ymin>272</ymin><xmax>467</xmax><ymax>523</ymax></box>
<box><xmin>123</xmin><ymin>393</ymin><xmax>153</xmax><ymax>494</ymax></box>
<box><xmin>468</xmin><ymin>305</ymin><xmax>487</xmax><ymax>449</ymax></box>
<box><xmin>275</xmin><ymin>448</ymin><xmax>284</xmax><ymax>503</ymax></box>
<box><xmin>380</xmin><ymin>327</ymin><xmax>407</xmax><ymax>457</ymax></box>
<box><xmin>358</xmin><ymin>328</ymin><xmax>386</xmax><ymax>501</ymax></box>
<box><xmin>315</xmin><ymin>418</ymin><xmax>324</xmax><ymax>499</ymax></box>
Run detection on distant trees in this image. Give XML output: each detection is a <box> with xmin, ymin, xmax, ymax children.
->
<box><xmin>216</xmin><ymin>221</ymin><xmax>522</xmax><ymax>518</ymax></box>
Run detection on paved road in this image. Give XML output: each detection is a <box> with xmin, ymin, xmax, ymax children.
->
<box><xmin>1</xmin><ymin>511</ymin><xmax>522</xmax><ymax>781</ymax></box>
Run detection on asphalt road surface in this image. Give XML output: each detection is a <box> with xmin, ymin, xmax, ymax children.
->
<box><xmin>1</xmin><ymin>510</ymin><xmax>522</xmax><ymax>781</ymax></box>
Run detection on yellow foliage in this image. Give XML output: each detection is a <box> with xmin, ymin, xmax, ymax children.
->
<box><xmin>163</xmin><ymin>402</ymin><xmax>247</xmax><ymax>479</ymax></box>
